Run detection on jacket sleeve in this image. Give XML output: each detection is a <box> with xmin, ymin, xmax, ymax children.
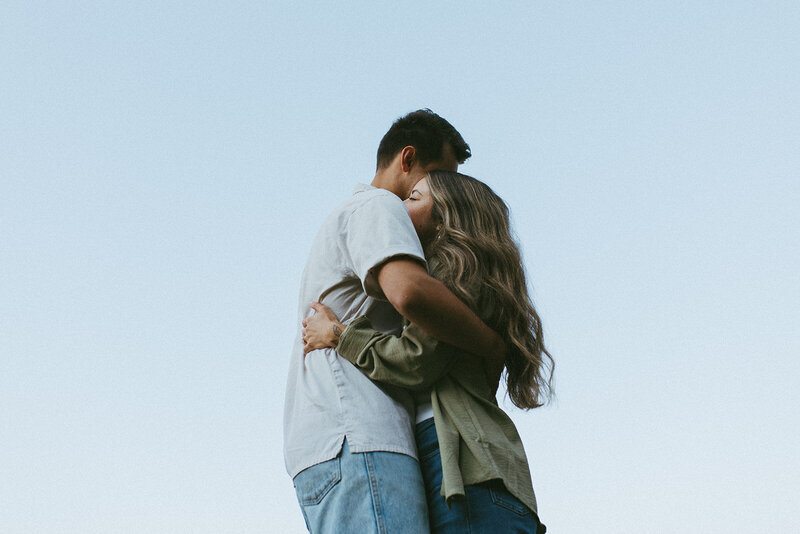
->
<box><xmin>336</xmin><ymin>316</ymin><xmax>458</xmax><ymax>390</ymax></box>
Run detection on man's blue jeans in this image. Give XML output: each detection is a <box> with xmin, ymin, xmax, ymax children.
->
<box><xmin>416</xmin><ymin>418</ymin><xmax>546</xmax><ymax>533</ymax></box>
<box><xmin>293</xmin><ymin>439</ymin><xmax>429</xmax><ymax>533</ymax></box>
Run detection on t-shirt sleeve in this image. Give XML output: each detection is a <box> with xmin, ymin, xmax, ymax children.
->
<box><xmin>345</xmin><ymin>193</ymin><xmax>425</xmax><ymax>299</ymax></box>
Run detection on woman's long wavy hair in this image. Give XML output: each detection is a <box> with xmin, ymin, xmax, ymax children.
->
<box><xmin>425</xmin><ymin>171</ymin><xmax>554</xmax><ymax>409</ymax></box>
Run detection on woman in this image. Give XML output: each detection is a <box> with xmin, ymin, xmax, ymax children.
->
<box><xmin>302</xmin><ymin>171</ymin><xmax>553</xmax><ymax>533</ymax></box>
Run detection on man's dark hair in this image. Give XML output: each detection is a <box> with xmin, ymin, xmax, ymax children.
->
<box><xmin>376</xmin><ymin>109</ymin><xmax>471</xmax><ymax>170</ymax></box>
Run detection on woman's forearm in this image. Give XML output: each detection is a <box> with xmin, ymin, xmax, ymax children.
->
<box><xmin>337</xmin><ymin>317</ymin><xmax>456</xmax><ymax>390</ymax></box>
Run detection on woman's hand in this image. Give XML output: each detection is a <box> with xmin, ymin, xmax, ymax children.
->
<box><xmin>302</xmin><ymin>302</ymin><xmax>346</xmax><ymax>355</ymax></box>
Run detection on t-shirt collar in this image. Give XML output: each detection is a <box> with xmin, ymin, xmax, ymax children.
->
<box><xmin>353</xmin><ymin>183</ymin><xmax>376</xmax><ymax>194</ymax></box>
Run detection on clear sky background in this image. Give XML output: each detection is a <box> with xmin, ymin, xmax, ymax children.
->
<box><xmin>1</xmin><ymin>2</ymin><xmax>798</xmax><ymax>533</ymax></box>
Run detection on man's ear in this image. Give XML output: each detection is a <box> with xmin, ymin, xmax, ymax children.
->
<box><xmin>400</xmin><ymin>146</ymin><xmax>416</xmax><ymax>173</ymax></box>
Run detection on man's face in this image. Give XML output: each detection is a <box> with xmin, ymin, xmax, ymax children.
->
<box><xmin>423</xmin><ymin>142</ymin><xmax>459</xmax><ymax>173</ymax></box>
<box><xmin>403</xmin><ymin>142</ymin><xmax>459</xmax><ymax>198</ymax></box>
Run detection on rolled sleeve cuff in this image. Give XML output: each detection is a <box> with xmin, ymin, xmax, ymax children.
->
<box><xmin>337</xmin><ymin>316</ymin><xmax>376</xmax><ymax>363</ymax></box>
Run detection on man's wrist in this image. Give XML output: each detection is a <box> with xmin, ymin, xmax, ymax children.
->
<box><xmin>487</xmin><ymin>334</ymin><xmax>506</xmax><ymax>366</ymax></box>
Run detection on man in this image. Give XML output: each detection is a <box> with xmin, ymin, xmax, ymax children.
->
<box><xmin>284</xmin><ymin>109</ymin><xmax>504</xmax><ymax>533</ymax></box>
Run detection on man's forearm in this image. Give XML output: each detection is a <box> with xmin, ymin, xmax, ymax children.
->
<box><xmin>398</xmin><ymin>274</ymin><xmax>504</xmax><ymax>359</ymax></box>
<box><xmin>376</xmin><ymin>259</ymin><xmax>505</xmax><ymax>392</ymax></box>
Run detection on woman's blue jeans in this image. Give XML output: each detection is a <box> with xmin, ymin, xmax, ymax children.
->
<box><xmin>415</xmin><ymin>418</ymin><xmax>546</xmax><ymax>534</ymax></box>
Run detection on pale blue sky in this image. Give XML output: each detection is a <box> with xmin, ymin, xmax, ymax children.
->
<box><xmin>1</xmin><ymin>2</ymin><xmax>798</xmax><ymax>532</ymax></box>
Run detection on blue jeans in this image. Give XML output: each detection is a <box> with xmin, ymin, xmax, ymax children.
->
<box><xmin>293</xmin><ymin>439</ymin><xmax>430</xmax><ymax>533</ymax></box>
<box><xmin>416</xmin><ymin>418</ymin><xmax>546</xmax><ymax>534</ymax></box>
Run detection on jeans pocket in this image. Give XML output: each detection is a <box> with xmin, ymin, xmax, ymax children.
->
<box><xmin>293</xmin><ymin>457</ymin><xmax>342</xmax><ymax>506</ymax></box>
<box><xmin>488</xmin><ymin>483</ymin><xmax>531</xmax><ymax>516</ymax></box>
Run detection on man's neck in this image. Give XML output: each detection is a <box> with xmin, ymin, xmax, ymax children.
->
<box><xmin>370</xmin><ymin>170</ymin><xmax>406</xmax><ymax>199</ymax></box>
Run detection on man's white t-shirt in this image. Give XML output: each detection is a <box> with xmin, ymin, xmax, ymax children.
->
<box><xmin>283</xmin><ymin>184</ymin><xmax>426</xmax><ymax>478</ymax></box>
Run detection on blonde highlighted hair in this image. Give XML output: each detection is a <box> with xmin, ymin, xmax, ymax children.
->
<box><xmin>425</xmin><ymin>171</ymin><xmax>554</xmax><ymax>409</ymax></box>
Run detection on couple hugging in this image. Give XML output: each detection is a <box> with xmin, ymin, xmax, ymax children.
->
<box><xmin>284</xmin><ymin>109</ymin><xmax>553</xmax><ymax>534</ymax></box>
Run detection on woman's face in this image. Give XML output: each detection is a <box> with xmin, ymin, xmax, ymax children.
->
<box><xmin>404</xmin><ymin>177</ymin><xmax>439</xmax><ymax>246</ymax></box>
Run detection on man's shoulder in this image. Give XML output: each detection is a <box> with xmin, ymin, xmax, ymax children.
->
<box><xmin>350</xmin><ymin>184</ymin><xmax>400</xmax><ymax>207</ymax></box>
<box><xmin>332</xmin><ymin>184</ymin><xmax>402</xmax><ymax>219</ymax></box>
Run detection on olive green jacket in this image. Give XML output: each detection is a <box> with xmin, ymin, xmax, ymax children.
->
<box><xmin>337</xmin><ymin>316</ymin><xmax>538</xmax><ymax>514</ymax></box>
